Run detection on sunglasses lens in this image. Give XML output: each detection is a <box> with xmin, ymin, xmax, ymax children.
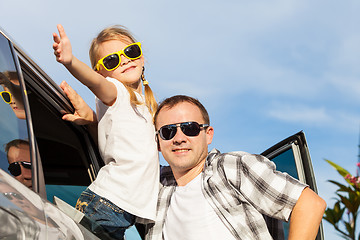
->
<box><xmin>182</xmin><ymin>122</ymin><xmax>201</xmax><ymax>137</ymax></box>
<box><xmin>124</xmin><ymin>44</ymin><xmax>141</xmax><ymax>59</ymax></box>
<box><xmin>160</xmin><ymin>126</ymin><xmax>177</xmax><ymax>140</ymax></box>
<box><xmin>103</xmin><ymin>54</ymin><xmax>120</xmax><ymax>70</ymax></box>
<box><xmin>1</xmin><ymin>92</ymin><xmax>11</xmax><ymax>103</ymax></box>
<box><xmin>21</xmin><ymin>162</ymin><xmax>32</xmax><ymax>169</ymax></box>
<box><xmin>8</xmin><ymin>163</ymin><xmax>21</xmax><ymax>176</ymax></box>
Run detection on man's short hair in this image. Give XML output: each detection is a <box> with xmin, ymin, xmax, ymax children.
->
<box><xmin>4</xmin><ymin>139</ymin><xmax>29</xmax><ymax>155</ymax></box>
<box><xmin>154</xmin><ymin>95</ymin><xmax>210</xmax><ymax>127</ymax></box>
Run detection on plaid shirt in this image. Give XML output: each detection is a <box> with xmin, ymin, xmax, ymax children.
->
<box><xmin>143</xmin><ymin>149</ymin><xmax>307</xmax><ymax>240</ymax></box>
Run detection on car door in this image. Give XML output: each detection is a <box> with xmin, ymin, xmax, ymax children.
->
<box><xmin>0</xmin><ymin>28</ymin><xmax>103</xmax><ymax>239</ymax></box>
<box><xmin>261</xmin><ymin>131</ymin><xmax>324</xmax><ymax>240</ymax></box>
<box><xmin>0</xmin><ymin>26</ymin><xmax>104</xmax><ymax>205</ymax></box>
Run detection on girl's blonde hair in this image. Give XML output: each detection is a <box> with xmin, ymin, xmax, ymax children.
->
<box><xmin>89</xmin><ymin>25</ymin><xmax>157</xmax><ymax>115</ymax></box>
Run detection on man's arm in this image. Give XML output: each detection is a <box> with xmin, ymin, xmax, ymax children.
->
<box><xmin>288</xmin><ymin>187</ymin><xmax>326</xmax><ymax>240</ymax></box>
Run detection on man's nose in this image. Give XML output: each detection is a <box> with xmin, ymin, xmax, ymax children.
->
<box><xmin>172</xmin><ymin>126</ymin><xmax>187</xmax><ymax>143</ymax></box>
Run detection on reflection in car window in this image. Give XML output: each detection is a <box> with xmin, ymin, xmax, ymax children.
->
<box><xmin>0</xmin><ymin>34</ymin><xmax>30</xmax><ymax>188</ymax></box>
<box><xmin>4</xmin><ymin>139</ymin><xmax>32</xmax><ymax>189</ymax></box>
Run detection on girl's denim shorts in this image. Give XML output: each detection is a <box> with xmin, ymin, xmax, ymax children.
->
<box><xmin>75</xmin><ymin>188</ymin><xmax>135</xmax><ymax>240</ymax></box>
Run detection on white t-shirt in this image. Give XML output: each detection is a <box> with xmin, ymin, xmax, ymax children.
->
<box><xmin>89</xmin><ymin>77</ymin><xmax>159</xmax><ymax>221</ymax></box>
<box><xmin>163</xmin><ymin>173</ymin><xmax>236</xmax><ymax>240</ymax></box>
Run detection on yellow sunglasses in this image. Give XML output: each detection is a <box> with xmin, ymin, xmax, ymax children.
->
<box><xmin>95</xmin><ymin>42</ymin><xmax>142</xmax><ymax>71</ymax></box>
<box><xmin>0</xmin><ymin>91</ymin><xmax>11</xmax><ymax>104</ymax></box>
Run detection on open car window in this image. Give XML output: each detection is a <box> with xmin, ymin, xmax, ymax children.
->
<box><xmin>261</xmin><ymin>131</ymin><xmax>324</xmax><ymax>240</ymax></box>
<box><xmin>18</xmin><ymin>52</ymin><xmax>103</xmax><ymax>207</ymax></box>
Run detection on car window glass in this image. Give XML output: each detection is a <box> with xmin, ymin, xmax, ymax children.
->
<box><xmin>271</xmin><ymin>147</ymin><xmax>299</xmax><ymax>179</ymax></box>
<box><xmin>0</xmin><ymin>33</ymin><xmax>31</xmax><ymax>189</ymax></box>
<box><xmin>268</xmin><ymin>146</ymin><xmax>298</xmax><ymax>239</ymax></box>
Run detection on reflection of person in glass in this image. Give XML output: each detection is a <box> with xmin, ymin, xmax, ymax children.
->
<box><xmin>0</xmin><ymin>71</ymin><xmax>26</xmax><ymax>119</ymax></box>
<box><xmin>5</xmin><ymin>139</ymin><xmax>32</xmax><ymax>189</ymax></box>
<box><xmin>0</xmin><ymin>180</ymin><xmax>63</xmax><ymax>239</ymax></box>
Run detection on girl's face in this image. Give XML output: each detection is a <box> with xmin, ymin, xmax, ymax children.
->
<box><xmin>97</xmin><ymin>38</ymin><xmax>144</xmax><ymax>92</ymax></box>
<box><xmin>4</xmin><ymin>83</ymin><xmax>26</xmax><ymax>120</ymax></box>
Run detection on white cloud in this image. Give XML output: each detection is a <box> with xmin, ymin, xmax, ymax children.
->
<box><xmin>267</xmin><ymin>102</ymin><xmax>360</xmax><ymax>133</ymax></box>
<box><xmin>268</xmin><ymin>102</ymin><xmax>329</xmax><ymax>123</ymax></box>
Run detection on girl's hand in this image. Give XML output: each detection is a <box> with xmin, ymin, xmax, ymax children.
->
<box><xmin>60</xmin><ymin>81</ymin><xmax>98</xmax><ymax>143</ymax></box>
<box><xmin>60</xmin><ymin>81</ymin><xmax>97</xmax><ymax>125</ymax></box>
<box><xmin>53</xmin><ymin>24</ymin><xmax>73</xmax><ymax>65</ymax></box>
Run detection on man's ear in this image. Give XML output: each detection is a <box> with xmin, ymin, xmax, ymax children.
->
<box><xmin>156</xmin><ymin>135</ymin><xmax>161</xmax><ymax>152</ymax></box>
<box><xmin>206</xmin><ymin>126</ymin><xmax>214</xmax><ymax>145</ymax></box>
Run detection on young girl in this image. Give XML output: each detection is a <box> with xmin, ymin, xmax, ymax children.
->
<box><xmin>52</xmin><ymin>24</ymin><xmax>159</xmax><ymax>239</ymax></box>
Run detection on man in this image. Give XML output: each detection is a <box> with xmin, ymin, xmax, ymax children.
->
<box><xmin>5</xmin><ymin>139</ymin><xmax>32</xmax><ymax>189</ymax></box>
<box><xmin>140</xmin><ymin>95</ymin><xmax>326</xmax><ymax>240</ymax></box>
<box><xmin>60</xmin><ymin>82</ymin><xmax>326</xmax><ymax>239</ymax></box>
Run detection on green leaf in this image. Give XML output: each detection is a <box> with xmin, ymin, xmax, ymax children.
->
<box><xmin>328</xmin><ymin>180</ymin><xmax>353</xmax><ymax>192</ymax></box>
<box><xmin>324</xmin><ymin>159</ymin><xmax>360</xmax><ymax>239</ymax></box>
<box><xmin>339</xmin><ymin>194</ymin><xmax>355</xmax><ymax>213</ymax></box>
<box><xmin>325</xmin><ymin>159</ymin><xmax>351</xmax><ymax>178</ymax></box>
<box><xmin>344</xmin><ymin>222</ymin><xmax>355</xmax><ymax>239</ymax></box>
<box><xmin>348</xmin><ymin>192</ymin><xmax>360</xmax><ymax>213</ymax></box>
<box><xmin>323</xmin><ymin>201</ymin><xmax>345</xmax><ymax>224</ymax></box>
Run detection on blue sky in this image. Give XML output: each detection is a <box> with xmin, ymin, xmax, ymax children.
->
<box><xmin>1</xmin><ymin>0</ymin><xmax>359</xmax><ymax>239</ymax></box>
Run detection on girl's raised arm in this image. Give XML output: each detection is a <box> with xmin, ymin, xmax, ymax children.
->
<box><xmin>53</xmin><ymin>24</ymin><xmax>116</xmax><ymax>106</ymax></box>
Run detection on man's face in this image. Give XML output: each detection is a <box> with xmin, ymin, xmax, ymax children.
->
<box><xmin>7</xmin><ymin>144</ymin><xmax>32</xmax><ymax>189</ymax></box>
<box><xmin>155</xmin><ymin>102</ymin><xmax>213</xmax><ymax>180</ymax></box>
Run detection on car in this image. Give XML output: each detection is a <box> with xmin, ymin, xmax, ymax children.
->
<box><xmin>0</xmin><ymin>27</ymin><xmax>324</xmax><ymax>239</ymax></box>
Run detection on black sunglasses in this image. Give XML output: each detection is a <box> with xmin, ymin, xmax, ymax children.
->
<box><xmin>8</xmin><ymin>161</ymin><xmax>31</xmax><ymax>177</ymax></box>
<box><xmin>3</xmin><ymin>192</ymin><xmax>24</xmax><ymax>201</ymax></box>
<box><xmin>156</xmin><ymin>121</ymin><xmax>209</xmax><ymax>140</ymax></box>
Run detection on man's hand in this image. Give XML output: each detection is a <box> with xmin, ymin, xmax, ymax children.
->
<box><xmin>53</xmin><ymin>24</ymin><xmax>73</xmax><ymax>65</ymax></box>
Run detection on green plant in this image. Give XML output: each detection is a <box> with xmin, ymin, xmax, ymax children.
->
<box><xmin>323</xmin><ymin>160</ymin><xmax>360</xmax><ymax>240</ymax></box>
